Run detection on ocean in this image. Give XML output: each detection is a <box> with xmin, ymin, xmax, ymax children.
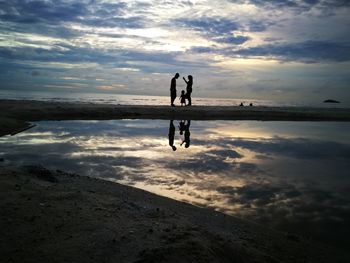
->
<box><xmin>0</xmin><ymin>90</ymin><xmax>346</xmax><ymax>107</ymax></box>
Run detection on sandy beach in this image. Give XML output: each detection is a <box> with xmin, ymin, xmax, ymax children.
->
<box><xmin>1</xmin><ymin>99</ymin><xmax>350</xmax><ymax>136</ymax></box>
<box><xmin>1</xmin><ymin>164</ymin><xmax>348</xmax><ymax>263</ymax></box>
<box><xmin>1</xmin><ymin>99</ymin><xmax>350</xmax><ymax>262</ymax></box>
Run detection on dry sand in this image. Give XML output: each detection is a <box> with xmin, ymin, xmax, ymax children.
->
<box><xmin>1</xmin><ymin>99</ymin><xmax>350</xmax><ymax>136</ymax></box>
<box><xmin>0</xmin><ymin>164</ymin><xmax>347</xmax><ymax>263</ymax></box>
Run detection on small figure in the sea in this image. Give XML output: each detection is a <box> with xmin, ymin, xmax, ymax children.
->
<box><xmin>183</xmin><ymin>75</ymin><xmax>193</xmax><ymax>106</ymax></box>
<box><xmin>180</xmin><ymin>120</ymin><xmax>191</xmax><ymax>148</ymax></box>
<box><xmin>168</xmin><ymin>120</ymin><xmax>177</xmax><ymax>151</ymax></box>
<box><xmin>170</xmin><ymin>73</ymin><xmax>180</xmax><ymax>107</ymax></box>
<box><xmin>249</xmin><ymin>103</ymin><xmax>253</xmax><ymax>106</ymax></box>
<box><xmin>178</xmin><ymin>120</ymin><xmax>185</xmax><ymax>135</ymax></box>
<box><xmin>239</xmin><ymin>102</ymin><xmax>244</xmax><ymax>106</ymax></box>
<box><xmin>179</xmin><ymin>90</ymin><xmax>186</xmax><ymax>106</ymax></box>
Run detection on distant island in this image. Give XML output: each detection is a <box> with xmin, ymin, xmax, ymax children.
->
<box><xmin>324</xmin><ymin>99</ymin><xmax>340</xmax><ymax>103</ymax></box>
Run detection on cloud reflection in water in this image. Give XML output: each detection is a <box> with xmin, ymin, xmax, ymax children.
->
<box><xmin>0</xmin><ymin>120</ymin><xmax>350</xmax><ymax>249</ymax></box>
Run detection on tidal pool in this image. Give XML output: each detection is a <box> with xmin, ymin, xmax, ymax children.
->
<box><xmin>1</xmin><ymin>120</ymin><xmax>350</xmax><ymax>250</ymax></box>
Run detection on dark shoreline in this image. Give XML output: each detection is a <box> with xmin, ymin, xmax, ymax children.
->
<box><xmin>1</xmin><ymin>99</ymin><xmax>350</xmax><ymax>136</ymax></box>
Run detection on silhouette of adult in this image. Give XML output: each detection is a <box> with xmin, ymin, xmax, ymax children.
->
<box><xmin>170</xmin><ymin>73</ymin><xmax>180</xmax><ymax>106</ymax></box>
<box><xmin>180</xmin><ymin>120</ymin><xmax>191</xmax><ymax>148</ymax></box>
<box><xmin>183</xmin><ymin>75</ymin><xmax>193</xmax><ymax>106</ymax></box>
<box><xmin>168</xmin><ymin>120</ymin><xmax>177</xmax><ymax>151</ymax></box>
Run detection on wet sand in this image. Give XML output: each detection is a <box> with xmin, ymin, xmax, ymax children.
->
<box><xmin>1</xmin><ymin>99</ymin><xmax>349</xmax><ymax>136</ymax></box>
<box><xmin>0</xmin><ymin>164</ymin><xmax>347</xmax><ymax>263</ymax></box>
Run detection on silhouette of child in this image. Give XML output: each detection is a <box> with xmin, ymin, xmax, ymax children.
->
<box><xmin>179</xmin><ymin>90</ymin><xmax>186</xmax><ymax>106</ymax></box>
<box><xmin>178</xmin><ymin>120</ymin><xmax>185</xmax><ymax>135</ymax></box>
<box><xmin>180</xmin><ymin>120</ymin><xmax>191</xmax><ymax>148</ymax></box>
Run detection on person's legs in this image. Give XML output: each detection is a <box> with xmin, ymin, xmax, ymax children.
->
<box><xmin>187</xmin><ymin>94</ymin><xmax>191</xmax><ymax>106</ymax></box>
<box><xmin>171</xmin><ymin>94</ymin><xmax>176</xmax><ymax>106</ymax></box>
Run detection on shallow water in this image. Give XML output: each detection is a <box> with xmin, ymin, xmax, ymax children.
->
<box><xmin>1</xmin><ymin>120</ymin><xmax>350</xmax><ymax>250</ymax></box>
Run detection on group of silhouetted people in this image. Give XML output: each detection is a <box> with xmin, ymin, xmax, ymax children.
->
<box><xmin>170</xmin><ymin>73</ymin><xmax>193</xmax><ymax>107</ymax></box>
<box><xmin>168</xmin><ymin>120</ymin><xmax>191</xmax><ymax>151</ymax></box>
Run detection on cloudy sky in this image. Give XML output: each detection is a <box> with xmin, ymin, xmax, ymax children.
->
<box><xmin>1</xmin><ymin>0</ymin><xmax>350</xmax><ymax>103</ymax></box>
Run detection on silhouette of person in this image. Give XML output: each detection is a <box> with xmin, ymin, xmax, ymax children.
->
<box><xmin>168</xmin><ymin>120</ymin><xmax>177</xmax><ymax>151</ymax></box>
<box><xmin>179</xmin><ymin>90</ymin><xmax>186</xmax><ymax>106</ymax></box>
<box><xmin>170</xmin><ymin>73</ymin><xmax>180</xmax><ymax>106</ymax></box>
<box><xmin>183</xmin><ymin>75</ymin><xmax>193</xmax><ymax>106</ymax></box>
<box><xmin>178</xmin><ymin>120</ymin><xmax>185</xmax><ymax>135</ymax></box>
<box><xmin>180</xmin><ymin>120</ymin><xmax>191</xmax><ymax>148</ymax></box>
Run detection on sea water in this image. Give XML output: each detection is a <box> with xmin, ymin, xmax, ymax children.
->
<box><xmin>0</xmin><ymin>120</ymin><xmax>349</xmax><ymax>251</ymax></box>
<box><xmin>0</xmin><ymin>90</ymin><xmax>347</xmax><ymax>107</ymax></box>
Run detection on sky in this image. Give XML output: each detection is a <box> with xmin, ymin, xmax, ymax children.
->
<box><xmin>0</xmin><ymin>0</ymin><xmax>350</xmax><ymax>103</ymax></box>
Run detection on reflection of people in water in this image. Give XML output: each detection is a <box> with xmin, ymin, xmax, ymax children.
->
<box><xmin>180</xmin><ymin>120</ymin><xmax>191</xmax><ymax>148</ymax></box>
<box><xmin>168</xmin><ymin>120</ymin><xmax>177</xmax><ymax>151</ymax></box>
<box><xmin>178</xmin><ymin>120</ymin><xmax>185</xmax><ymax>135</ymax></box>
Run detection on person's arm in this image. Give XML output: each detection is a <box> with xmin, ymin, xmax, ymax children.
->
<box><xmin>183</xmin><ymin>77</ymin><xmax>188</xmax><ymax>84</ymax></box>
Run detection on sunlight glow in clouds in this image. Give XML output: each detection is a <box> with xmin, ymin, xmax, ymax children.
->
<box><xmin>0</xmin><ymin>0</ymin><xmax>349</xmax><ymax>103</ymax></box>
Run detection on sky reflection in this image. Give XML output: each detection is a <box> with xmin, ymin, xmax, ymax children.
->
<box><xmin>1</xmin><ymin>120</ymin><xmax>350</xmax><ymax>250</ymax></box>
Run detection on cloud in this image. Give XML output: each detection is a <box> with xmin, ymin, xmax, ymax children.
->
<box><xmin>193</xmin><ymin>40</ymin><xmax>350</xmax><ymax>62</ymax></box>
<box><xmin>0</xmin><ymin>0</ymin><xmax>87</xmax><ymax>24</ymax></box>
<box><xmin>31</xmin><ymin>71</ymin><xmax>40</xmax><ymax>77</ymax></box>
<box><xmin>214</xmin><ymin>35</ymin><xmax>250</xmax><ymax>44</ymax></box>
<box><xmin>175</xmin><ymin>16</ymin><xmax>249</xmax><ymax>45</ymax></box>
<box><xmin>232</xmin><ymin>137</ymin><xmax>350</xmax><ymax>159</ymax></box>
<box><xmin>176</xmin><ymin>16</ymin><xmax>239</xmax><ymax>35</ymax></box>
<box><xmin>245</xmin><ymin>0</ymin><xmax>350</xmax><ymax>11</ymax></box>
<box><xmin>237</xmin><ymin>41</ymin><xmax>350</xmax><ymax>62</ymax></box>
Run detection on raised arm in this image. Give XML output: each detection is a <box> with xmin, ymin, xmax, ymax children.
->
<box><xmin>183</xmin><ymin>77</ymin><xmax>188</xmax><ymax>84</ymax></box>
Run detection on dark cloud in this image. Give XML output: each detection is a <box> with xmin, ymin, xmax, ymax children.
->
<box><xmin>82</xmin><ymin>16</ymin><xmax>146</xmax><ymax>28</ymax></box>
<box><xmin>216</xmin><ymin>180</ymin><xmax>350</xmax><ymax>249</ymax></box>
<box><xmin>31</xmin><ymin>71</ymin><xmax>40</xmax><ymax>77</ymax></box>
<box><xmin>163</xmin><ymin>154</ymin><xmax>258</xmax><ymax>175</ymax></box>
<box><xmin>0</xmin><ymin>0</ymin><xmax>87</xmax><ymax>24</ymax></box>
<box><xmin>217</xmin><ymin>183</ymin><xmax>282</xmax><ymax>206</ymax></box>
<box><xmin>245</xmin><ymin>0</ymin><xmax>350</xmax><ymax>11</ymax></box>
<box><xmin>227</xmin><ymin>41</ymin><xmax>350</xmax><ymax>62</ymax></box>
<box><xmin>176</xmin><ymin>17</ymin><xmax>239</xmax><ymax>35</ymax></box>
<box><xmin>232</xmin><ymin>137</ymin><xmax>350</xmax><ymax>159</ymax></box>
<box><xmin>189</xmin><ymin>40</ymin><xmax>350</xmax><ymax>62</ymax></box>
<box><xmin>175</xmin><ymin>16</ymin><xmax>250</xmax><ymax>45</ymax></box>
<box><xmin>0</xmin><ymin>0</ymin><xmax>146</xmax><ymax>28</ymax></box>
<box><xmin>0</xmin><ymin>44</ymin><xmax>191</xmax><ymax>74</ymax></box>
<box><xmin>247</xmin><ymin>20</ymin><xmax>271</xmax><ymax>32</ymax></box>
<box><xmin>214</xmin><ymin>35</ymin><xmax>250</xmax><ymax>44</ymax></box>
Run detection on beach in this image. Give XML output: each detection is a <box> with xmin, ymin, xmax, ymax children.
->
<box><xmin>1</xmin><ymin>99</ymin><xmax>350</xmax><ymax>262</ymax></box>
<box><xmin>1</xmin><ymin>99</ymin><xmax>350</xmax><ymax>136</ymax></box>
<box><xmin>1</xmin><ymin>164</ymin><xmax>348</xmax><ymax>263</ymax></box>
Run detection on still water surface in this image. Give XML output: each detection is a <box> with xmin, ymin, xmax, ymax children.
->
<box><xmin>1</xmin><ymin>120</ymin><xmax>349</xmax><ymax>250</ymax></box>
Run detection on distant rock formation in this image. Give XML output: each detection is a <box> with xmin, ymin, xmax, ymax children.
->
<box><xmin>323</xmin><ymin>99</ymin><xmax>340</xmax><ymax>103</ymax></box>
